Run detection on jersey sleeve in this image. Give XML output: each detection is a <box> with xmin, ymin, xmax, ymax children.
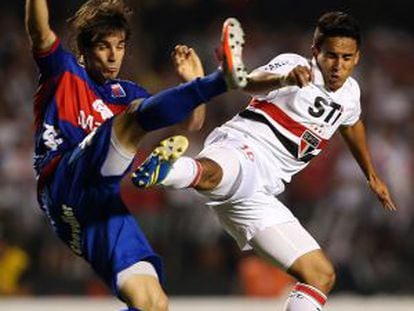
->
<box><xmin>33</xmin><ymin>36</ymin><xmax>79</xmax><ymax>82</ymax></box>
<box><xmin>341</xmin><ymin>79</ymin><xmax>362</xmax><ymax>126</ymax></box>
<box><xmin>251</xmin><ymin>53</ymin><xmax>310</xmax><ymax>99</ymax></box>
<box><xmin>253</xmin><ymin>53</ymin><xmax>309</xmax><ymax>76</ymax></box>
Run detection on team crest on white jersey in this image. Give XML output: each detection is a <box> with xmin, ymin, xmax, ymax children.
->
<box><xmin>298</xmin><ymin>130</ymin><xmax>321</xmax><ymax>159</ymax></box>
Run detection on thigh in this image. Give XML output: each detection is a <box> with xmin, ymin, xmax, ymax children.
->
<box><xmin>40</xmin><ymin>181</ymin><xmax>164</xmax><ymax>297</ymax></box>
<box><xmin>212</xmin><ymin>192</ymin><xmax>299</xmax><ymax>251</ymax></box>
<box><xmin>39</xmin><ymin>120</ymin><xmax>163</xmax><ymax>297</ymax></box>
<box><xmin>64</xmin><ymin>118</ymin><xmax>132</xmax><ymax>189</ymax></box>
<box><xmin>83</xmin><ymin>206</ymin><xmax>164</xmax><ymax>297</ymax></box>
<box><xmin>41</xmin><ymin>119</ymin><xmax>124</xmax><ymax>251</ymax></box>
<box><xmin>249</xmin><ymin>220</ymin><xmax>321</xmax><ymax>270</ymax></box>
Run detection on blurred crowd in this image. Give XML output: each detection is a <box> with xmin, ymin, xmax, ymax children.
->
<box><xmin>0</xmin><ymin>0</ymin><xmax>413</xmax><ymax>297</ymax></box>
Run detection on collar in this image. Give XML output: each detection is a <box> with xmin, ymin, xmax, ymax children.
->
<box><xmin>311</xmin><ymin>58</ymin><xmax>325</xmax><ymax>88</ymax></box>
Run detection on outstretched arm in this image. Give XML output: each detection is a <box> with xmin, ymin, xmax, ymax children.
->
<box><xmin>25</xmin><ymin>0</ymin><xmax>56</xmax><ymax>51</ymax></box>
<box><xmin>340</xmin><ymin>120</ymin><xmax>397</xmax><ymax>211</ymax></box>
<box><xmin>244</xmin><ymin>65</ymin><xmax>312</xmax><ymax>95</ymax></box>
<box><xmin>171</xmin><ymin>45</ymin><xmax>206</xmax><ymax>131</ymax></box>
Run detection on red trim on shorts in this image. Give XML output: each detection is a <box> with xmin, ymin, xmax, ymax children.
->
<box><xmin>294</xmin><ymin>283</ymin><xmax>327</xmax><ymax>306</ymax></box>
<box><xmin>189</xmin><ymin>160</ymin><xmax>203</xmax><ymax>187</ymax></box>
<box><xmin>249</xmin><ymin>99</ymin><xmax>328</xmax><ymax>149</ymax></box>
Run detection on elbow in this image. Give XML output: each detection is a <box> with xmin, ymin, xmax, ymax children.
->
<box><xmin>181</xmin><ymin>105</ymin><xmax>206</xmax><ymax>132</ymax></box>
<box><xmin>187</xmin><ymin>122</ymin><xmax>204</xmax><ymax>132</ymax></box>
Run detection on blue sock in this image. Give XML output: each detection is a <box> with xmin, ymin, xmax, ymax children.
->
<box><xmin>119</xmin><ymin>308</ymin><xmax>141</xmax><ymax>311</ymax></box>
<box><xmin>135</xmin><ymin>70</ymin><xmax>227</xmax><ymax>131</ymax></box>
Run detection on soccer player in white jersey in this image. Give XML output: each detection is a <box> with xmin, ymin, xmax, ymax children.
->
<box><xmin>132</xmin><ymin>11</ymin><xmax>396</xmax><ymax>311</ymax></box>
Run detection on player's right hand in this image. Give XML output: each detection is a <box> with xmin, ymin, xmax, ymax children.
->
<box><xmin>171</xmin><ymin>45</ymin><xmax>205</xmax><ymax>82</ymax></box>
<box><xmin>368</xmin><ymin>176</ymin><xmax>398</xmax><ymax>211</ymax></box>
<box><xmin>284</xmin><ymin>65</ymin><xmax>312</xmax><ymax>88</ymax></box>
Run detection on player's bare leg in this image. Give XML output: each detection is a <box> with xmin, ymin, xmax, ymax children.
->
<box><xmin>288</xmin><ymin>250</ymin><xmax>335</xmax><ymax>294</ymax></box>
<box><xmin>281</xmin><ymin>250</ymin><xmax>335</xmax><ymax>310</ymax></box>
<box><xmin>119</xmin><ymin>275</ymin><xmax>168</xmax><ymax>311</ymax></box>
<box><xmin>191</xmin><ymin>158</ymin><xmax>223</xmax><ymax>191</ymax></box>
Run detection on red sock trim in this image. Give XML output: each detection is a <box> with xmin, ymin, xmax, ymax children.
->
<box><xmin>189</xmin><ymin>160</ymin><xmax>203</xmax><ymax>187</ymax></box>
<box><xmin>294</xmin><ymin>283</ymin><xmax>327</xmax><ymax>306</ymax></box>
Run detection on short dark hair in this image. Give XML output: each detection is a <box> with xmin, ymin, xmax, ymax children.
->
<box><xmin>313</xmin><ymin>11</ymin><xmax>361</xmax><ymax>49</ymax></box>
<box><xmin>68</xmin><ymin>0</ymin><xmax>132</xmax><ymax>56</ymax></box>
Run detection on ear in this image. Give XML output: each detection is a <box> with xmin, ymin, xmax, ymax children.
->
<box><xmin>311</xmin><ymin>45</ymin><xmax>320</xmax><ymax>58</ymax></box>
<box><xmin>78</xmin><ymin>54</ymin><xmax>85</xmax><ymax>66</ymax></box>
<box><xmin>354</xmin><ymin>50</ymin><xmax>360</xmax><ymax>65</ymax></box>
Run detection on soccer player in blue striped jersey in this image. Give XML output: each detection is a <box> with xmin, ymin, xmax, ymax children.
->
<box><xmin>25</xmin><ymin>0</ymin><xmax>246</xmax><ymax>310</ymax></box>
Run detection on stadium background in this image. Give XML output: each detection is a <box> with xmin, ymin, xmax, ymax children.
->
<box><xmin>0</xmin><ymin>0</ymin><xmax>413</xmax><ymax>307</ymax></box>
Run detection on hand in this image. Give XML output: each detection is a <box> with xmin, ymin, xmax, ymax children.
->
<box><xmin>283</xmin><ymin>65</ymin><xmax>312</xmax><ymax>88</ymax></box>
<box><xmin>171</xmin><ymin>45</ymin><xmax>205</xmax><ymax>82</ymax></box>
<box><xmin>368</xmin><ymin>175</ymin><xmax>397</xmax><ymax>211</ymax></box>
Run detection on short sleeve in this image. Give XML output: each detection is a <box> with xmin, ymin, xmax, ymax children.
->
<box><xmin>252</xmin><ymin>53</ymin><xmax>309</xmax><ymax>99</ymax></box>
<box><xmin>33</xmin><ymin>36</ymin><xmax>79</xmax><ymax>81</ymax></box>
<box><xmin>253</xmin><ymin>53</ymin><xmax>309</xmax><ymax>76</ymax></box>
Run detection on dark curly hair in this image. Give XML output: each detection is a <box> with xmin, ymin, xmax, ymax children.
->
<box><xmin>313</xmin><ymin>11</ymin><xmax>361</xmax><ymax>49</ymax></box>
<box><xmin>68</xmin><ymin>0</ymin><xmax>132</xmax><ymax>57</ymax></box>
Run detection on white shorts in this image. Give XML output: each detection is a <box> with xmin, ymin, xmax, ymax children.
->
<box><xmin>198</xmin><ymin>125</ymin><xmax>320</xmax><ymax>267</ymax></box>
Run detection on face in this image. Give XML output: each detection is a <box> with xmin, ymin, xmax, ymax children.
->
<box><xmin>313</xmin><ymin>36</ymin><xmax>360</xmax><ymax>91</ymax></box>
<box><xmin>84</xmin><ymin>31</ymin><xmax>126</xmax><ymax>83</ymax></box>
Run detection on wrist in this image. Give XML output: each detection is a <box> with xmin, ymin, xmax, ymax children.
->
<box><xmin>367</xmin><ymin>173</ymin><xmax>377</xmax><ymax>184</ymax></box>
<box><xmin>280</xmin><ymin>75</ymin><xmax>289</xmax><ymax>87</ymax></box>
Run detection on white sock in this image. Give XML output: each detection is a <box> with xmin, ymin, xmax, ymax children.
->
<box><xmin>283</xmin><ymin>283</ymin><xmax>327</xmax><ymax>311</ymax></box>
<box><xmin>162</xmin><ymin>156</ymin><xmax>202</xmax><ymax>188</ymax></box>
<box><xmin>101</xmin><ymin>130</ymin><xmax>135</xmax><ymax>177</ymax></box>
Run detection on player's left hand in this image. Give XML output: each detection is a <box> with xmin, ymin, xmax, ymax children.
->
<box><xmin>172</xmin><ymin>45</ymin><xmax>205</xmax><ymax>82</ymax></box>
<box><xmin>284</xmin><ymin>65</ymin><xmax>313</xmax><ymax>88</ymax></box>
<box><xmin>368</xmin><ymin>176</ymin><xmax>397</xmax><ymax>211</ymax></box>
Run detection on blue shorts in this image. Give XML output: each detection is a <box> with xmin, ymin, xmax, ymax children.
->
<box><xmin>37</xmin><ymin>119</ymin><xmax>164</xmax><ymax>296</ymax></box>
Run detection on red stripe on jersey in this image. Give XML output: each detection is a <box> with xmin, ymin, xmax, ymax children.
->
<box><xmin>33</xmin><ymin>36</ymin><xmax>61</xmax><ymax>58</ymax></box>
<box><xmin>294</xmin><ymin>283</ymin><xmax>327</xmax><ymax>306</ymax></box>
<box><xmin>34</xmin><ymin>79</ymin><xmax>55</xmax><ymax>129</ymax></box>
<box><xmin>249</xmin><ymin>99</ymin><xmax>328</xmax><ymax>149</ymax></box>
<box><xmin>55</xmin><ymin>72</ymin><xmax>99</xmax><ymax>128</ymax></box>
<box><xmin>55</xmin><ymin>72</ymin><xmax>127</xmax><ymax>132</ymax></box>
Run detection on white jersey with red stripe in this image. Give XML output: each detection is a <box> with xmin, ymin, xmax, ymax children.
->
<box><xmin>223</xmin><ymin>53</ymin><xmax>361</xmax><ymax>182</ymax></box>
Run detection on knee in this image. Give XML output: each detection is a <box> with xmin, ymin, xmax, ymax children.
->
<box><xmin>289</xmin><ymin>251</ymin><xmax>336</xmax><ymax>294</ymax></box>
<box><xmin>131</xmin><ymin>291</ymin><xmax>169</xmax><ymax>311</ymax></box>
<box><xmin>119</xmin><ymin>275</ymin><xmax>169</xmax><ymax>311</ymax></box>
<box><xmin>311</xmin><ymin>263</ymin><xmax>336</xmax><ymax>293</ymax></box>
<box><xmin>153</xmin><ymin>293</ymin><xmax>169</xmax><ymax>311</ymax></box>
<box><xmin>302</xmin><ymin>261</ymin><xmax>336</xmax><ymax>294</ymax></box>
<box><xmin>196</xmin><ymin>158</ymin><xmax>223</xmax><ymax>190</ymax></box>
